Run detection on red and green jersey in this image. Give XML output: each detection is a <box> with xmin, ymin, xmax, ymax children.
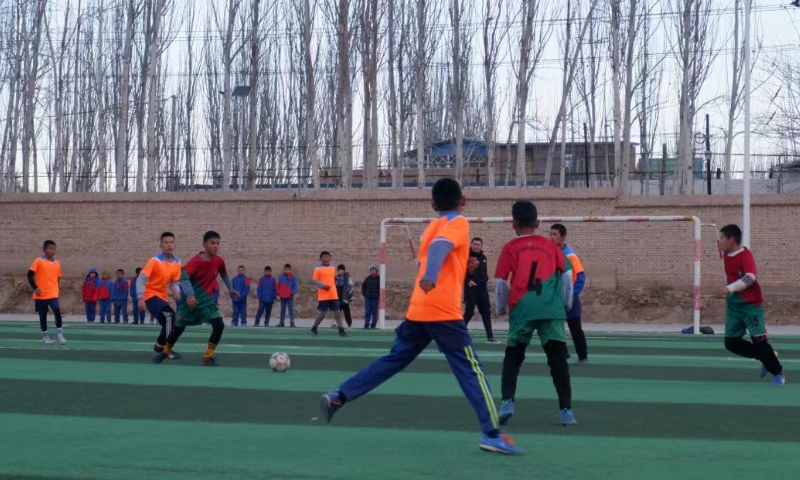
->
<box><xmin>495</xmin><ymin>235</ymin><xmax>570</xmax><ymax>322</ymax></box>
<box><xmin>724</xmin><ymin>248</ymin><xmax>762</xmax><ymax>306</ymax></box>
<box><xmin>183</xmin><ymin>253</ymin><xmax>228</xmax><ymax>298</ymax></box>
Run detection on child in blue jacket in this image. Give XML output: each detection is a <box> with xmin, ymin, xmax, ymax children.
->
<box><xmin>255</xmin><ymin>266</ymin><xmax>278</xmax><ymax>327</ymax></box>
<box><xmin>231</xmin><ymin>266</ymin><xmax>251</xmax><ymax>326</ymax></box>
<box><xmin>111</xmin><ymin>269</ymin><xmax>129</xmax><ymax>324</ymax></box>
<box><xmin>277</xmin><ymin>264</ymin><xmax>299</xmax><ymax>327</ymax></box>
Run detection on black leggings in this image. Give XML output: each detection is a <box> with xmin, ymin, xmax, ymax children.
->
<box><xmin>725</xmin><ymin>335</ymin><xmax>783</xmax><ymax>376</ymax></box>
<box><xmin>166</xmin><ymin>317</ymin><xmax>225</xmax><ymax>350</ymax></box>
<box><xmin>502</xmin><ymin>340</ymin><xmax>572</xmax><ymax>410</ymax></box>
<box><xmin>341</xmin><ymin>303</ymin><xmax>353</xmax><ymax>327</ymax></box>
<box><xmin>464</xmin><ymin>291</ymin><xmax>494</xmax><ymax>339</ymax></box>
<box><xmin>38</xmin><ymin>309</ymin><xmax>63</xmax><ymax>332</ymax></box>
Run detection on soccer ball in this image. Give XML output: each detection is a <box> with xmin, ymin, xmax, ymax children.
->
<box><xmin>269</xmin><ymin>352</ymin><xmax>291</xmax><ymax>373</ymax></box>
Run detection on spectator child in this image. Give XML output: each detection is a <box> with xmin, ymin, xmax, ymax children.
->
<box><xmin>231</xmin><ymin>266</ymin><xmax>251</xmax><ymax>326</ymax></box>
<box><xmin>255</xmin><ymin>266</ymin><xmax>278</xmax><ymax>327</ymax></box>
<box><xmin>362</xmin><ymin>265</ymin><xmax>381</xmax><ymax>329</ymax></box>
<box><xmin>82</xmin><ymin>268</ymin><xmax>100</xmax><ymax>323</ymax></box>
<box><xmin>130</xmin><ymin>268</ymin><xmax>146</xmax><ymax>324</ymax></box>
<box><xmin>111</xmin><ymin>269</ymin><xmax>130</xmax><ymax>324</ymax></box>
<box><xmin>277</xmin><ymin>264</ymin><xmax>299</xmax><ymax>327</ymax></box>
<box><xmin>94</xmin><ymin>271</ymin><xmax>113</xmax><ymax>324</ymax></box>
<box><xmin>335</xmin><ymin>264</ymin><xmax>355</xmax><ymax>328</ymax></box>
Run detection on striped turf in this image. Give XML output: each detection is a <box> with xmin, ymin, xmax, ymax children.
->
<box><xmin>0</xmin><ymin>322</ymin><xmax>798</xmax><ymax>480</ymax></box>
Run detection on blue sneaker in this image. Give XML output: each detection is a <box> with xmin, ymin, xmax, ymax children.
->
<box><xmin>499</xmin><ymin>399</ymin><xmax>515</xmax><ymax>426</ymax></box>
<box><xmin>479</xmin><ymin>433</ymin><xmax>524</xmax><ymax>455</ymax></box>
<box><xmin>560</xmin><ymin>408</ymin><xmax>577</xmax><ymax>426</ymax></box>
<box><xmin>320</xmin><ymin>391</ymin><xmax>344</xmax><ymax>423</ymax></box>
<box><xmin>773</xmin><ymin>372</ymin><xmax>786</xmax><ymax>386</ymax></box>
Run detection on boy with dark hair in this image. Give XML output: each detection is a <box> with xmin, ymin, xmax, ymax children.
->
<box><xmin>255</xmin><ymin>266</ymin><xmax>278</xmax><ymax>327</ymax></box>
<box><xmin>277</xmin><ymin>264</ymin><xmax>298</xmax><ymax>327</ymax></box>
<box><xmin>311</xmin><ymin>252</ymin><xmax>347</xmax><ymax>337</ymax></box>
<box><xmin>95</xmin><ymin>271</ymin><xmax>113</xmax><ymax>324</ymax></box>
<box><xmin>231</xmin><ymin>266</ymin><xmax>251</xmax><ymax>326</ymax></box>
<box><xmin>111</xmin><ymin>269</ymin><xmax>130</xmax><ymax>324</ymax></box>
<box><xmin>138</xmin><ymin>232</ymin><xmax>182</xmax><ymax>355</ymax></box>
<box><xmin>361</xmin><ymin>265</ymin><xmax>381</xmax><ymax>329</ymax></box>
<box><xmin>464</xmin><ymin>237</ymin><xmax>498</xmax><ymax>343</ymax></box>
<box><xmin>82</xmin><ymin>269</ymin><xmax>100</xmax><ymax>323</ymax></box>
<box><xmin>131</xmin><ymin>268</ymin><xmax>146</xmax><ymax>324</ymax></box>
<box><xmin>335</xmin><ymin>264</ymin><xmax>355</xmax><ymax>328</ymax></box>
<box><xmin>495</xmin><ymin>200</ymin><xmax>577</xmax><ymax>427</ymax></box>
<box><xmin>716</xmin><ymin>224</ymin><xmax>785</xmax><ymax>386</ymax></box>
<box><xmin>28</xmin><ymin>240</ymin><xmax>66</xmax><ymax>345</ymax></box>
<box><xmin>320</xmin><ymin>178</ymin><xmax>521</xmax><ymax>455</ymax></box>
<box><xmin>550</xmin><ymin>223</ymin><xmax>589</xmax><ymax>365</ymax></box>
<box><xmin>153</xmin><ymin>230</ymin><xmax>238</xmax><ymax>366</ymax></box>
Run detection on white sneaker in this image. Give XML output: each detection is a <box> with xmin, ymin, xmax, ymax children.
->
<box><xmin>42</xmin><ymin>335</ymin><xmax>54</xmax><ymax>345</ymax></box>
<box><xmin>57</xmin><ymin>333</ymin><xmax>67</xmax><ymax>345</ymax></box>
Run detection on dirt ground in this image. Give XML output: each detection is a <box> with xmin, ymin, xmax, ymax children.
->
<box><xmin>2</xmin><ymin>275</ymin><xmax>797</xmax><ymax>325</ymax></box>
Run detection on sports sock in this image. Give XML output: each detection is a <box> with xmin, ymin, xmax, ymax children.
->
<box><xmin>543</xmin><ymin>340</ymin><xmax>572</xmax><ymax>410</ymax></box>
<box><xmin>485</xmin><ymin>429</ymin><xmax>500</xmax><ymax>439</ymax></box>
<box><xmin>725</xmin><ymin>336</ymin><xmax>755</xmax><ymax>358</ymax></box>
<box><xmin>165</xmin><ymin>343</ymin><xmax>174</xmax><ymax>354</ymax></box>
<box><xmin>501</xmin><ymin>343</ymin><xmax>527</xmax><ymax>401</ymax></box>
<box><xmin>204</xmin><ymin>342</ymin><xmax>217</xmax><ymax>359</ymax></box>
<box><xmin>753</xmin><ymin>335</ymin><xmax>783</xmax><ymax>375</ymax></box>
<box><xmin>57</xmin><ymin>327</ymin><xmax>63</xmax><ymax>334</ymax></box>
<box><xmin>338</xmin><ymin>390</ymin><xmax>348</xmax><ymax>404</ymax></box>
<box><xmin>41</xmin><ymin>331</ymin><xmax>48</xmax><ymax>337</ymax></box>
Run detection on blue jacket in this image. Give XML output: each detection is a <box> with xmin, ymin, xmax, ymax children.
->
<box><xmin>111</xmin><ymin>278</ymin><xmax>129</xmax><ymax>302</ymax></box>
<box><xmin>130</xmin><ymin>276</ymin><xmax>138</xmax><ymax>299</ymax></box>
<box><xmin>231</xmin><ymin>274</ymin><xmax>251</xmax><ymax>303</ymax></box>
<box><xmin>257</xmin><ymin>275</ymin><xmax>278</xmax><ymax>303</ymax></box>
<box><xmin>277</xmin><ymin>273</ymin><xmax>299</xmax><ymax>299</ymax></box>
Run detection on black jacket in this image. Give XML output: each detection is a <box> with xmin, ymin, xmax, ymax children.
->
<box><xmin>466</xmin><ymin>251</ymin><xmax>489</xmax><ymax>290</ymax></box>
<box><xmin>362</xmin><ymin>275</ymin><xmax>381</xmax><ymax>299</ymax></box>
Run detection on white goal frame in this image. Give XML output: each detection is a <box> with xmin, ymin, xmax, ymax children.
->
<box><xmin>379</xmin><ymin>215</ymin><xmax>703</xmax><ymax>334</ymax></box>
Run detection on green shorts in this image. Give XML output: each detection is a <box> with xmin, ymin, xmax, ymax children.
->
<box><xmin>508</xmin><ymin>318</ymin><xmax>566</xmax><ymax>347</ymax></box>
<box><xmin>177</xmin><ymin>302</ymin><xmax>222</xmax><ymax>328</ymax></box>
<box><xmin>725</xmin><ymin>301</ymin><xmax>766</xmax><ymax>338</ymax></box>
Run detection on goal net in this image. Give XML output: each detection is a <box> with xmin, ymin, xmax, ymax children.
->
<box><xmin>379</xmin><ymin>215</ymin><xmax>709</xmax><ymax>334</ymax></box>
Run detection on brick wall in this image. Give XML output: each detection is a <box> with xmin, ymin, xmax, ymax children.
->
<box><xmin>1</xmin><ymin>189</ymin><xmax>798</xmax><ymax>291</ymax></box>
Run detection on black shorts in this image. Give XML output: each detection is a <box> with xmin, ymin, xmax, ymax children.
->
<box><xmin>35</xmin><ymin>298</ymin><xmax>60</xmax><ymax>313</ymax></box>
<box><xmin>318</xmin><ymin>300</ymin><xmax>341</xmax><ymax>312</ymax></box>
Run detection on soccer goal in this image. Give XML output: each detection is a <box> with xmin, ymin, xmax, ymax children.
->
<box><xmin>378</xmin><ymin>215</ymin><xmax>704</xmax><ymax>334</ymax></box>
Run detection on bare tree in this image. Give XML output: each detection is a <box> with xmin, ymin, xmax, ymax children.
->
<box><xmin>616</xmin><ymin>0</ymin><xmax>638</xmax><ymax>195</ymax></box>
<box><xmin>21</xmin><ymin>0</ymin><xmax>46</xmax><ymax>192</ymax></box>
<box><xmin>482</xmin><ymin>0</ymin><xmax>508</xmax><ymax>188</ymax></box>
<box><xmin>246</xmin><ymin>0</ymin><xmax>262</xmax><ymax>190</ymax></box>
<box><xmin>543</xmin><ymin>0</ymin><xmax>599</xmax><ymax>187</ymax></box>
<box><xmin>415</xmin><ymin>0</ymin><xmax>425</xmax><ymax>188</ymax></box>
<box><xmin>723</xmin><ymin>0</ymin><xmax>744</xmax><ymax>193</ymax></box>
<box><xmin>514</xmin><ymin>0</ymin><xmax>551</xmax><ymax>187</ymax></box>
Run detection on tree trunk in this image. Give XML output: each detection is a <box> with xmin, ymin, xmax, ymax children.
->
<box><xmin>337</xmin><ymin>0</ymin><xmax>352</xmax><ymax>188</ymax></box>
<box><xmin>96</xmin><ymin>0</ymin><xmax>108</xmax><ymax>192</ymax></box>
<box><xmin>451</xmin><ymin>0</ymin><xmax>463</xmax><ymax>185</ymax></box>
<box><xmin>516</xmin><ymin>0</ymin><xmax>536</xmax><ymax>188</ymax></box>
<box><xmin>724</xmin><ymin>0</ymin><xmax>741</xmax><ymax>194</ymax></box>
<box><xmin>415</xmin><ymin>0</ymin><xmax>425</xmax><ymax>188</ymax></box>
<box><xmin>116</xmin><ymin>0</ymin><xmax>135</xmax><ymax>192</ymax></box>
<box><xmin>247</xmin><ymin>0</ymin><xmax>261</xmax><ymax>190</ymax></box>
<box><xmin>146</xmin><ymin>0</ymin><xmax>164</xmax><ymax>192</ymax></box>
<box><xmin>388</xmin><ymin>0</ymin><xmax>399</xmax><ymax>188</ymax></box>
<box><xmin>22</xmin><ymin>0</ymin><xmax>46</xmax><ymax>192</ymax></box>
<box><xmin>677</xmin><ymin>0</ymin><xmax>693</xmax><ymax>194</ymax></box>
<box><xmin>611</xmin><ymin>0</ymin><xmax>622</xmax><ymax>189</ymax></box>
<box><xmin>617</xmin><ymin>0</ymin><xmax>638</xmax><ymax>196</ymax></box>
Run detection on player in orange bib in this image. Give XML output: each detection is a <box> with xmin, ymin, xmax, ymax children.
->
<box><xmin>27</xmin><ymin>240</ymin><xmax>66</xmax><ymax>345</ymax></box>
<box><xmin>319</xmin><ymin>178</ymin><xmax>522</xmax><ymax>455</ymax></box>
<box><xmin>137</xmin><ymin>232</ymin><xmax>182</xmax><ymax>356</ymax></box>
<box><xmin>310</xmin><ymin>251</ymin><xmax>348</xmax><ymax>337</ymax></box>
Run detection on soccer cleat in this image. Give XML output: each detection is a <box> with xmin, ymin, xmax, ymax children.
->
<box><xmin>773</xmin><ymin>372</ymin><xmax>786</xmax><ymax>386</ymax></box>
<box><xmin>153</xmin><ymin>343</ymin><xmax>165</xmax><ymax>353</ymax></box>
<box><xmin>560</xmin><ymin>408</ymin><xmax>578</xmax><ymax>426</ymax></box>
<box><xmin>277</xmin><ymin>323</ymin><xmax>285</xmax><ymax>327</ymax></box>
<box><xmin>575</xmin><ymin>358</ymin><xmax>589</xmax><ymax>366</ymax></box>
<box><xmin>487</xmin><ymin>337</ymin><xmax>501</xmax><ymax>344</ymax></box>
<box><xmin>57</xmin><ymin>334</ymin><xmax>67</xmax><ymax>345</ymax></box>
<box><xmin>330</xmin><ymin>323</ymin><xmax>337</xmax><ymax>329</ymax></box>
<box><xmin>42</xmin><ymin>335</ymin><xmax>54</xmax><ymax>345</ymax></box>
<box><xmin>320</xmin><ymin>391</ymin><xmax>344</xmax><ymax>423</ymax></box>
<box><xmin>166</xmin><ymin>351</ymin><xmax>183</xmax><ymax>361</ymax></box>
<box><xmin>479</xmin><ymin>433</ymin><xmax>524</xmax><ymax>455</ymax></box>
<box><xmin>338</xmin><ymin>330</ymin><xmax>348</xmax><ymax>338</ymax></box>
<box><xmin>760</xmin><ymin>351</ymin><xmax>779</xmax><ymax>378</ymax></box>
<box><xmin>290</xmin><ymin>323</ymin><xmax>296</xmax><ymax>328</ymax></box>
<box><xmin>310</xmin><ymin>328</ymin><xmax>318</xmax><ymax>336</ymax></box>
<box><xmin>499</xmin><ymin>399</ymin><xmax>515</xmax><ymax>426</ymax></box>
<box><xmin>202</xmin><ymin>356</ymin><xmax>220</xmax><ymax>366</ymax></box>
<box><xmin>152</xmin><ymin>352</ymin><xmax>169</xmax><ymax>364</ymax></box>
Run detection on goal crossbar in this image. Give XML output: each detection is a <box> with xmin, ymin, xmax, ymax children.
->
<box><xmin>379</xmin><ymin>215</ymin><xmax>702</xmax><ymax>334</ymax></box>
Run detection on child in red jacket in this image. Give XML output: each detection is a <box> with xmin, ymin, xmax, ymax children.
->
<box><xmin>82</xmin><ymin>268</ymin><xmax>100</xmax><ymax>323</ymax></box>
<box><xmin>94</xmin><ymin>271</ymin><xmax>113</xmax><ymax>324</ymax></box>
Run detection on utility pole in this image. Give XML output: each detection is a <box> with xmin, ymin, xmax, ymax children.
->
<box><xmin>660</xmin><ymin>143</ymin><xmax>667</xmax><ymax>196</ymax></box>
<box><xmin>583</xmin><ymin>123</ymin><xmax>590</xmax><ymax>188</ymax></box>
<box><xmin>705</xmin><ymin>114</ymin><xmax>711</xmax><ymax>195</ymax></box>
<box><xmin>170</xmin><ymin>95</ymin><xmax>177</xmax><ymax>191</ymax></box>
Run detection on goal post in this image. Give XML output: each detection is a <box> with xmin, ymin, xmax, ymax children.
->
<box><xmin>379</xmin><ymin>215</ymin><xmax>703</xmax><ymax>334</ymax></box>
